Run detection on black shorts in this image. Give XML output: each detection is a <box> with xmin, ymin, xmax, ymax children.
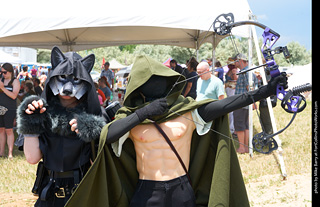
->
<box><xmin>233</xmin><ymin>108</ymin><xmax>249</xmax><ymax>131</ymax></box>
<box><xmin>130</xmin><ymin>175</ymin><xmax>196</xmax><ymax>207</ymax></box>
<box><xmin>0</xmin><ymin>109</ymin><xmax>16</xmax><ymax>129</ymax></box>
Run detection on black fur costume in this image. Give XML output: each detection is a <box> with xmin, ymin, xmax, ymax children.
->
<box><xmin>17</xmin><ymin>47</ymin><xmax>106</xmax><ymax>207</ymax></box>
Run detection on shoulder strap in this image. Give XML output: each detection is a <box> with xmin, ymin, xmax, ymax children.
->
<box><xmin>152</xmin><ymin>122</ymin><xmax>192</xmax><ymax>185</ymax></box>
<box><xmin>8</xmin><ymin>78</ymin><xmax>14</xmax><ymax>86</ymax></box>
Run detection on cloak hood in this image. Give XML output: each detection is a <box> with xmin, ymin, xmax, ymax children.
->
<box><xmin>42</xmin><ymin>46</ymin><xmax>101</xmax><ymax>115</ymax></box>
<box><xmin>116</xmin><ymin>55</ymin><xmax>208</xmax><ymax>124</ymax></box>
<box><xmin>123</xmin><ymin>55</ymin><xmax>186</xmax><ymax>108</ymax></box>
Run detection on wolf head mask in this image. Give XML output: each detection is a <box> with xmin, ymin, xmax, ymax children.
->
<box><xmin>48</xmin><ymin>47</ymin><xmax>95</xmax><ymax>100</ymax></box>
<box><xmin>42</xmin><ymin>46</ymin><xmax>101</xmax><ymax>115</ymax></box>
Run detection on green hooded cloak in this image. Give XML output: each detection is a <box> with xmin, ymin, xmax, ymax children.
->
<box><xmin>66</xmin><ymin>56</ymin><xmax>249</xmax><ymax>207</ymax></box>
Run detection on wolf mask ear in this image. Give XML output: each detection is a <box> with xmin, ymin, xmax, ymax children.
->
<box><xmin>51</xmin><ymin>46</ymin><xmax>66</xmax><ymax>69</ymax></box>
<box><xmin>81</xmin><ymin>54</ymin><xmax>95</xmax><ymax>73</ymax></box>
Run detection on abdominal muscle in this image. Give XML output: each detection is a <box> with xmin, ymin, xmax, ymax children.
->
<box><xmin>130</xmin><ymin>112</ymin><xmax>195</xmax><ymax>181</ymax></box>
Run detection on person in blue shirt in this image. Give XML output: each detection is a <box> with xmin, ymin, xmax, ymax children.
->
<box><xmin>214</xmin><ymin>61</ymin><xmax>224</xmax><ymax>83</ymax></box>
<box><xmin>98</xmin><ymin>77</ymin><xmax>111</xmax><ymax>103</ymax></box>
<box><xmin>100</xmin><ymin>62</ymin><xmax>114</xmax><ymax>90</ymax></box>
<box><xmin>196</xmin><ymin>62</ymin><xmax>224</xmax><ymax>101</ymax></box>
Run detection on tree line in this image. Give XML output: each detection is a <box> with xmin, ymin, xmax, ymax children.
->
<box><xmin>37</xmin><ymin>37</ymin><xmax>311</xmax><ymax>71</ymax></box>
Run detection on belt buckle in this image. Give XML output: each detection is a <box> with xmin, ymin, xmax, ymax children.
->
<box><xmin>55</xmin><ymin>187</ymin><xmax>66</xmax><ymax>198</ymax></box>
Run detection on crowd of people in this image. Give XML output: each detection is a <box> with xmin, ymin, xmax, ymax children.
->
<box><xmin>0</xmin><ymin>53</ymin><xmax>272</xmax><ymax>159</ymax></box>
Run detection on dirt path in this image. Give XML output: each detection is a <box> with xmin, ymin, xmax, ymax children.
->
<box><xmin>0</xmin><ymin>173</ymin><xmax>312</xmax><ymax>206</ymax></box>
<box><xmin>0</xmin><ymin>193</ymin><xmax>36</xmax><ymax>207</ymax></box>
<box><xmin>246</xmin><ymin>173</ymin><xmax>312</xmax><ymax>206</ymax></box>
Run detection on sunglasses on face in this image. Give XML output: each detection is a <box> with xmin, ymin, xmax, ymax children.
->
<box><xmin>0</xmin><ymin>71</ymin><xmax>7</xmax><ymax>74</ymax></box>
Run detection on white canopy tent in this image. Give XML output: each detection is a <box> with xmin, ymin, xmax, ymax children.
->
<box><xmin>0</xmin><ymin>0</ymin><xmax>252</xmax><ymax>52</ymax></box>
<box><xmin>109</xmin><ymin>59</ymin><xmax>127</xmax><ymax>70</ymax></box>
<box><xmin>0</xmin><ymin>50</ymin><xmax>22</xmax><ymax>63</ymax></box>
<box><xmin>115</xmin><ymin>64</ymin><xmax>132</xmax><ymax>77</ymax></box>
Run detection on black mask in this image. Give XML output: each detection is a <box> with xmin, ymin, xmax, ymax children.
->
<box><xmin>139</xmin><ymin>76</ymin><xmax>168</xmax><ymax>102</ymax></box>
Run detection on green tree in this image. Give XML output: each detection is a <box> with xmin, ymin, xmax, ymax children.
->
<box><xmin>285</xmin><ymin>41</ymin><xmax>311</xmax><ymax>65</ymax></box>
<box><xmin>37</xmin><ymin>49</ymin><xmax>51</xmax><ymax>63</ymax></box>
<box><xmin>119</xmin><ymin>45</ymin><xmax>137</xmax><ymax>53</ymax></box>
<box><xmin>170</xmin><ymin>46</ymin><xmax>194</xmax><ymax>64</ymax></box>
<box><xmin>133</xmin><ymin>45</ymin><xmax>172</xmax><ymax>63</ymax></box>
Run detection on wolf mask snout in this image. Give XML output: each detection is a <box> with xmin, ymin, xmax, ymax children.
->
<box><xmin>49</xmin><ymin>75</ymin><xmax>88</xmax><ymax>100</ymax></box>
<box><xmin>62</xmin><ymin>81</ymin><xmax>73</xmax><ymax>96</ymax></box>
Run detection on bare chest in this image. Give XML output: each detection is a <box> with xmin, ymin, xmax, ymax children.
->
<box><xmin>130</xmin><ymin>112</ymin><xmax>194</xmax><ymax>143</ymax></box>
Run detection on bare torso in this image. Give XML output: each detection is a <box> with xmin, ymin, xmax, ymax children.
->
<box><xmin>130</xmin><ymin>112</ymin><xmax>196</xmax><ymax>181</ymax></box>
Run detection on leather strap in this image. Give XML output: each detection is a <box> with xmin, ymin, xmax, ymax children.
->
<box><xmin>152</xmin><ymin>122</ymin><xmax>192</xmax><ymax>185</ymax></box>
<box><xmin>40</xmin><ymin>171</ymin><xmax>54</xmax><ymax>201</ymax></box>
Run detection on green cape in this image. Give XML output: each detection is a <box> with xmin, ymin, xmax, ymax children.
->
<box><xmin>66</xmin><ymin>56</ymin><xmax>249</xmax><ymax>207</ymax></box>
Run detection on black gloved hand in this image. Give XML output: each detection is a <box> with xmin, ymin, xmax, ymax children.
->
<box><xmin>135</xmin><ymin>98</ymin><xmax>168</xmax><ymax>121</ymax></box>
<box><xmin>265</xmin><ymin>72</ymin><xmax>288</xmax><ymax>97</ymax></box>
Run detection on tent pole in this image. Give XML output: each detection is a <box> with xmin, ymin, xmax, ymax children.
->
<box><xmin>196</xmin><ymin>39</ymin><xmax>199</xmax><ymax>61</ymax></box>
<box><xmin>212</xmin><ymin>33</ymin><xmax>216</xmax><ymax>71</ymax></box>
<box><xmin>248</xmin><ymin>26</ymin><xmax>253</xmax><ymax>157</ymax></box>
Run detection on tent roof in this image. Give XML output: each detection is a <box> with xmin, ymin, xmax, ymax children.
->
<box><xmin>0</xmin><ymin>0</ymin><xmax>252</xmax><ymax>52</ymax></box>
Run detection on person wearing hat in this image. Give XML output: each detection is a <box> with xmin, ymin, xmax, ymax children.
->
<box><xmin>233</xmin><ymin>54</ymin><xmax>258</xmax><ymax>154</ymax></box>
<box><xmin>225</xmin><ymin>57</ymin><xmax>238</xmax><ymax>136</ymax></box>
<box><xmin>0</xmin><ymin>63</ymin><xmax>20</xmax><ymax>159</ymax></box>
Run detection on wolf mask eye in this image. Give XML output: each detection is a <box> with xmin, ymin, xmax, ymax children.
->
<box><xmin>58</xmin><ymin>75</ymin><xmax>67</xmax><ymax>81</ymax></box>
<box><xmin>73</xmin><ymin>77</ymin><xmax>81</xmax><ymax>84</ymax></box>
<box><xmin>57</xmin><ymin>75</ymin><xmax>81</xmax><ymax>84</ymax></box>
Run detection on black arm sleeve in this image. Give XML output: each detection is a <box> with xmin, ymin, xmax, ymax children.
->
<box><xmin>106</xmin><ymin>113</ymin><xmax>141</xmax><ymax>144</ymax></box>
<box><xmin>106</xmin><ymin>98</ymin><xmax>168</xmax><ymax>144</ymax></box>
<box><xmin>198</xmin><ymin>85</ymin><xmax>271</xmax><ymax>123</ymax></box>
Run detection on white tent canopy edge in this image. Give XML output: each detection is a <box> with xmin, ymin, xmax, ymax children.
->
<box><xmin>0</xmin><ymin>0</ymin><xmax>252</xmax><ymax>52</ymax></box>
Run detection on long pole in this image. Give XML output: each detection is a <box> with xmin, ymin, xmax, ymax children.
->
<box><xmin>248</xmin><ymin>25</ymin><xmax>253</xmax><ymax>157</ymax></box>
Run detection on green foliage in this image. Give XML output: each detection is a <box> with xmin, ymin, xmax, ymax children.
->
<box><xmin>37</xmin><ymin>49</ymin><xmax>51</xmax><ymax>63</ymax></box>
<box><xmin>133</xmin><ymin>45</ymin><xmax>172</xmax><ymax>62</ymax></box>
<box><xmin>170</xmin><ymin>46</ymin><xmax>194</xmax><ymax>63</ymax></box>
<box><xmin>286</xmin><ymin>41</ymin><xmax>312</xmax><ymax>65</ymax></box>
<box><xmin>119</xmin><ymin>45</ymin><xmax>137</xmax><ymax>53</ymax></box>
<box><xmin>36</xmin><ymin>39</ymin><xmax>311</xmax><ymax>71</ymax></box>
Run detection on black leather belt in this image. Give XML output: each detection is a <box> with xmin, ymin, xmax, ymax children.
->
<box><xmin>47</xmin><ymin>170</ymin><xmax>75</xmax><ymax>179</ymax></box>
<box><xmin>40</xmin><ymin>169</ymin><xmax>81</xmax><ymax>200</ymax></box>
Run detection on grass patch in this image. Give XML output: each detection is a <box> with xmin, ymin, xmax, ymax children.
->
<box><xmin>0</xmin><ymin>148</ymin><xmax>37</xmax><ymax>193</ymax></box>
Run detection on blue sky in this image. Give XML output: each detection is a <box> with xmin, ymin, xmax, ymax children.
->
<box><xmin>247</xmin><ymin>0</ymin><xmax>312</xmax><ymax>51</ymax></box>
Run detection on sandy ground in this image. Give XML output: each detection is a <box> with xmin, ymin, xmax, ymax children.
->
<box><xmin>0</xmin><ymin>173</ymin><xmax>312</xmax><ymax>207</ymax></box>
<box><xmin>0</xmin><ymin>193</ymin><xmax>37</xmax><ymax>207</ymax></box>
<box><xmin>246</xmin><ymin>173</ymin><xmax>312</xmax><ymax>207</ymax></box>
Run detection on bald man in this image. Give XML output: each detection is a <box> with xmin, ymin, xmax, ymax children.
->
<box><xmin>196</xmin><ymin>62</ymin><xmax>225</xmax><ymax>101</ymax></box>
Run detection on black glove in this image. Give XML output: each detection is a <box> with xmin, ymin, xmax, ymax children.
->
<box><xmin>135</xmin><ymin>98</ymin><xmax>168</xmax><ymax>121</ymax></box>
<box><xmin>17</xmin><ymin>95</ymin><xmax>49</xmax><ymax>135</ymax></box>
<box><xmin>264</xmin><ymin>72</ymin><xmax>288</xmax><ymax>97</ymax></box>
